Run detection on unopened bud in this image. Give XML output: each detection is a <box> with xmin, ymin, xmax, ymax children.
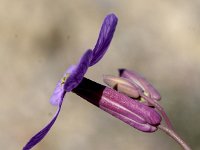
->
<box><xmin>103</xmin><ymin>75</ymin><xmax>140</xmax><ymax>98</ymax></box>
<box><xmin>119</xmin><ymin>69</ymin><xmax>161</xmax><ymax>101</ymax></box>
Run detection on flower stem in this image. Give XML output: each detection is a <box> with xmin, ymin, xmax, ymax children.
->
<box><xmin>158</xmin><ymin>125</ymin><xmax>192</xmax><ymax>150</ymax></box>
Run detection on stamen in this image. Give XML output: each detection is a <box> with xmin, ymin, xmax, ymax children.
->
<box><xmin>61</xmin><ymin>74</ymin><xmax>70</xmax><ymax>85</ymax></box>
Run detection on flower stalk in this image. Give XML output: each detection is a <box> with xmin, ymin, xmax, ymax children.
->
<box><xmin>158</xmin><ymin>125</ymin><xmax>192</xmax><ymax>150</ymax></box>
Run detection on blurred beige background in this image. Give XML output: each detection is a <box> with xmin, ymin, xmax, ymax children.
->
<box><xmin>0</xmin><ymin>0</ymin><xmax>200</xmax><ymax>150</ymax></box>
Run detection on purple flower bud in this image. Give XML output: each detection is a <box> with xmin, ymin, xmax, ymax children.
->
<box><xmin>119</xmin><ymin>69</ymin><xmax>161</xmax><ymax>101</ymax></box>
<box><xmin>73</xmin><ymin>78</ymin><xmax>162</xmax><ymax>132</ymax></box>
<box><xmin>103</xmin><ymin>75</ymin><xmax>140</xmax><ymax>98</ymax></box>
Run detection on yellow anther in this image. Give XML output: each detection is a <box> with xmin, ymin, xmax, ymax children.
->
<box><xmin>140</xmin><ymin>97</ymin><xmax>146</xmax><ymax>103</ymax></box>
<box><xmin>144</xmin><ymin>91</ymin><xmax>149</xmax><ymax>97</ymax></box>
<box><xmin>61</xmin><ymin>74</ymin><xmax>70</xmax><ymax>85</ymax></box>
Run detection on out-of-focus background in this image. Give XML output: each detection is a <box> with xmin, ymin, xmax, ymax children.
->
<box><xmin>1</xmin><ymin>0</ymin><xmax>200</xmax><ymax>150</ymax></box>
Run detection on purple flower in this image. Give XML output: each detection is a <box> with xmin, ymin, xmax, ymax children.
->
<box><xmin>23</xmin><ymin>13</ymin><xmax>118</xmax><ymax>150</ymax></box>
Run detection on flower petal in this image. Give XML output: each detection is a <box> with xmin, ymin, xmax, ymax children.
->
<box><xmin>90</xmin><ymin>13</ymin><xmax>118</xmax><ymax>66</ymax></box>
<box><xmin>50</xmin><ymin>50</ymin><xmax>92</xmax><ymax>105</ymax></box>
<box><xmin>49</xmin><ymin>81</ymin><xmax>64</xmax><ymax>106</ymax></box>
<box><xmin>64</xmin><ymin>49</ymin><xmax>93</xmax><ymax>92</ymax></box>
<box><xmin>50</xmin><ymin>66</ymin><xmax>75</xmax><ymax>106</ymax></box>
<box><xmin>23</xmin><ymin>92</ymin><xmax>66</xmax><ymax>150</ymax></box>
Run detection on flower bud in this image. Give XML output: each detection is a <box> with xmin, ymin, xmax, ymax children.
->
<box><xmin>103</xmin><ymin>75</ymin><xmax>140</xmax><ymax>98</ymax></box>
<box><xmin>119</xmin><ymin>69</ymin><xmax>161</xmax><ymax>101</ymax></box>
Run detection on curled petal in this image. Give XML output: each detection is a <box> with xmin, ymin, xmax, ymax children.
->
<box><xmin>90</xmin><ymin>13</ymin><xmax>118</xmax><ymax>66</ymax></box>
<box><xmin>23</xmin><ymin>92</ymin><xmax>66</xmax><ymax>150</ymax></box>
<box><xmin>64</xmin><ymin>49</ymin><xmax>93</xmax><ymax>92</ymax></box>
<box><xmin>119</xmin><ymin>69</ymin><xmax>161</xmax><ymax>101</ymax></box>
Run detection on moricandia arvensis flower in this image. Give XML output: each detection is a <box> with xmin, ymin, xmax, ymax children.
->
<box><xmin>23</xmin><ymin>13</ymin><xmax>162</xmax><ymax>150</ymax></box>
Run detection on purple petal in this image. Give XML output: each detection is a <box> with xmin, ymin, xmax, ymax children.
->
<box><xmin>90</xmin><ymin>13</ymin><xmax>118</xmax><ymax>66</ymax></box>
<box><xmin>66</xmin><ymin>65</ymin><xmax>77</xmax><ymax>74</ymax></box>
<box><xmin>49</xmin><ymin>81</ymin><xmax>64</xmax><ymax>106</ymax></box>
<box><xmin>64</xmin><ymin>49</ymin><xmax>93</xmax><ymax>92</ymax></box>
<box><xmin>50</xmin><ymin>66</ymin><xmax>76</xmax><ymax>106</ymax></box>
<box><xmin>23</xmin><ymin>92</ymin><xmax>66</xmax><ymax>150</ymax></box>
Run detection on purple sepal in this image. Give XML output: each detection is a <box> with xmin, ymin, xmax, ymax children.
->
<box><xmin>100</xmin><ymin>87</ymin><xmax>161</xmax><ymax>127</ymax></box>
<box><xmin>119</xmin><ymin>69</ymin><xmax>161</xmax><ymax>101</ymax></box>
<box><xmin>101</xmin><ymin>105</ymin><xmax>157</xmax><ymax>132</ymax></box>
<box><xmin>64</xmin><ymin>49</ymin><xmax>93</xmax><ymax>92</ymax></box>
<box><xmin>100</xmin><ymin>88</ymin><xmax>160</xmax><ymax>132</ymax></box>
<box><xmin>90</xmin><ymin>13</ymin><xmax>118</xmax><ymax>66</ymax></box>
<box><xmin>23</xmin><ymin>92</ymin><xmax>66</xmax><ymax>150</ymax></box>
